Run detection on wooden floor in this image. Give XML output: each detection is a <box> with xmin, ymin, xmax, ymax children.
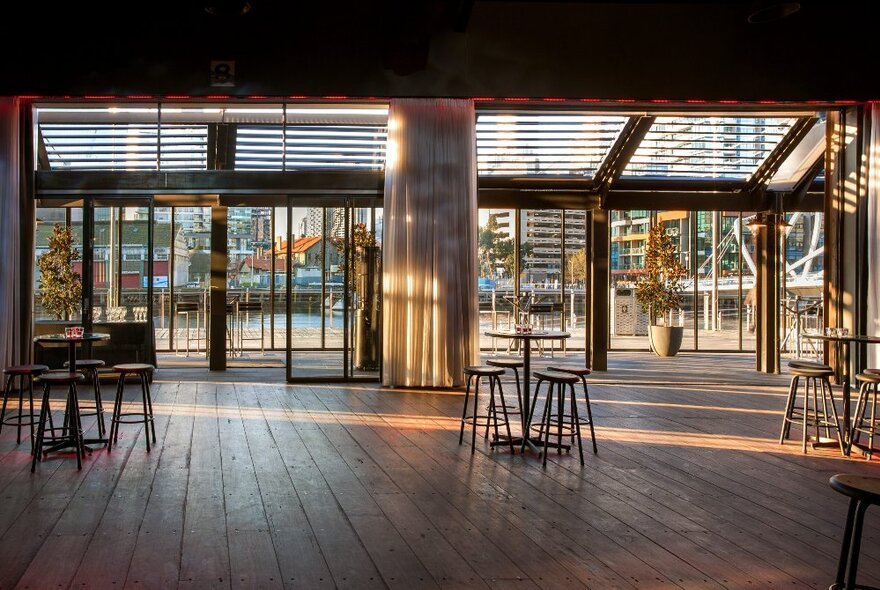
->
<box><xmin>2</xmin><ymin>352</ymin><xmax>880</xmax><ymax>589</ymax></box>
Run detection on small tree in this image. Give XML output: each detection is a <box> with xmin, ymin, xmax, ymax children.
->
<box><xmin>38</xmin><ymin>224</ymin><xmax>83</xmax><ymax>320</ymax></box>
<box><xmin>635</xmin><ymin>223</ymin><xmax>687</xmax><ymax>326</ymax></box>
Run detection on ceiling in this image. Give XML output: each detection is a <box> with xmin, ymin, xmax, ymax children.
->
<box><xmin>3</xmin><ymin>1</ymin><xmax>877</xmax><ymax>100</ymax></box>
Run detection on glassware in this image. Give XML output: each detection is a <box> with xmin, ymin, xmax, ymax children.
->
<box><xmin>825</xmin><ymin>327</ymin><xmax>833</xmax><ymax>337</ymax></box>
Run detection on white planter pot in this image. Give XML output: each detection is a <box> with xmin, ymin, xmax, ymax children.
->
<box><xmin>648</xmin><ymin>325</ymin><xmax>684</xmax><ymax>357</ymax></box>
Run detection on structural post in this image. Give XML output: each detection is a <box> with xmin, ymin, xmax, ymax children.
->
<box><xmin>590</xmin><ymin>208</ymin><xmax>609</xmax><ymax>371</ymax></box>
<box><xmin>755</xmin><ymin>214</ymin><xmax>781</xmax><ymax>373</ymax></box>
<box><xmin>825</xmin><ymin>107</ymin><xmax>868</xmax><ymax>379</ymax></box>
<box><xmin>209</xmin><ymin>206</ymin><xmax>228</xmax><ymax>371</ymax></box>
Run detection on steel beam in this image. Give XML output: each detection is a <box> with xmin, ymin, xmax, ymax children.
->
<box><xmin>593</xmin><ymin>115</ymin><xmax>655</xmax><ymax>190</ymax></box>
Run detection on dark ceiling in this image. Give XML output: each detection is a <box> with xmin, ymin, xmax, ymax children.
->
<box><xmin>2</xmin><ymin>1</ymin><xmax>877</xmax><ymax>100</ymax></box>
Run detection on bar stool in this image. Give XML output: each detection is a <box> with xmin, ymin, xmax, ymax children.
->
<box><xmin>63</xmin><ymin>359</ymin><xmax>106</xmax><ymax>439</ymax></box>
<box><xmin>530</xmin><ymin>370</ymin><xmax>584</xmax><ymax>467</ymax></box>
<box><xmin>458</xmin><ymin>366</ymin><xmax>514</xmax><ymax>455</ymax></box>
<box><xmin>32</xmin><ymin>371</ymin><xmax>87</xmax><ymax>472</ymax></box>
<box><xmin>1</xmin><ymin>364</ymin><xmax>49</xmax><ymax>449</ymax></box>
<box><xmin>108</xmin><ymin>364</ymin><xmax>156</xmax><ymax>453</ymax></box>
<box><xmin>850</xmin><ymin>371</ymin><xmax>880</xmax><ymax>459</ymax></box>
<box><xmin>547</xmin><ymin>364</ymin><xmax>598</xmax><ymax>454</ymax></box>
<box><xmin>780</xmin><ymin>360</ymin><xmax>845</xmax><ymax>455</ymax></box>
<box><xmin>486</xmin><ymin>357</ymin><xmax>524</xmax><ymax>420</ymax></box>
<box><xmin>829</xmin><ymin>474</ymin><xmax>880</xmax><ymax>589</ymax></box>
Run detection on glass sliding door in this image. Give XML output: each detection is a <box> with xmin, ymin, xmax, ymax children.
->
<box><xmin>286</xmin><ymin>198</ymin><xmax>382</xmax><ymax>382</ymax></box>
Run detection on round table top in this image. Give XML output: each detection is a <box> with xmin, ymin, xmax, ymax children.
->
<box><xmin>802</xmin><ymin>333</ymin><xmax>880</xmax><ymax>344</ymax></box>
<box><xmin>484</xmin><ymin>330</ymin><xmax>571</xmax><ymax>340</ymax></box>
<box><xmin>34</xmin><ymin>333</ymin><xmax>111</xmax><ymax>343</ymax></box>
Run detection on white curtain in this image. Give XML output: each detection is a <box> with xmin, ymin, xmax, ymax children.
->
<box><xmin>382</xmin><ymin>98</ymin><xmax>480</xmax><ymax>387</ymax></box>
<box><xmin>867</xmin><ymin>103</ymin><xmax>880</xmax><ymax>368</ymax></box>
<box><xmin>0</xmin><ymin>98</ymin><xmax>23</xmax><ymax>372</ymax></box>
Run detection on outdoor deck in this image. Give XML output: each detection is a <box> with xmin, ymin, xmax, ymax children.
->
<box><xmin>1</xmin><ymin>352</ymin><xmax>879</xmax><ymax>589</ymax></box>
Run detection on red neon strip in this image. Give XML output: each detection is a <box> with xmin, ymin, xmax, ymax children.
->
<box><xmin>650</xmin><ymin>99</ymin><xmax>671</xmax><ymax>103</ymax></box>
<box><xmin>126</xmin><ymin>95</ymin><xmax>154</xmax><ymax>99</ymax></box>
<box><xmin>83</xmin><ymin>95</ymin><xmax>116</xmax><ymax>99</ymax></box>
<box><xmin>502</xmin><ymin>97</ymin><xmax>530</xmax><ymax>102</ymax></box>
<box><xmin>322</xmin><ymin>95</ymin><xmax>350</xmax><ymax>99</ymax></box>
<box><xmin>206</xmin><ymin>95</ymin><xmax>231</xmax><ymax>99</ymax></box>
<box><xmin>164</xmin><ymin>95</ymin><xmax>192</xmax><ymax>99</ymax></box>
<box><xmin>578</xmin><ymin>98</ymin><xmax>601</xmax><ymax>103</ymax></box>
<box><xmin>17</xmin><ymin>95</ymin><xmax>42</xmax><ymax>99</ymax></box>
<box><xmin>247</xmin><ymin>95</ymin><xmax>268</xmax><ymax>99</ymax></box>
<box><xmin>685</xmin><ymin>99</ymin><xmax>707</xmax><ymax>103</ymax></box>
<box><xmin>541</xmin><ymin>97</ymin><xmax>566</xmax><ymax>102</ymax></box>
<box><xmin>472</xmin><ymin>97</ymin><xmax>494</xmax><ymax>102</ymax></box>
<box><xmin>288</xmin><ymin>95</ymin><xmax>308</xmax><ymax>99</ymax></box>
<box><xmin>614</xmin><ymin>99</ymin><xmax>636</xmax><ymax>103</ymax></box>
<box><xmin>718</xmin><ymin>100</ymin><xmax>740</xmax><ymax>104</ymax></box>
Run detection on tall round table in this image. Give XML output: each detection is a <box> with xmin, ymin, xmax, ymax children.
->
<box><xmin>484</xmin><ymin>330</ymin><xmax>571</xmax><ymax>451</ymax></box>
<box><xmin>802</xmin><ymin>332</ymin><xmax>880</xmax><ymax>455</ymax></box>
<box><xmin>34</xmin><ymin>332</ymin><xmax>110</xmax><ymax>374</ymax></box>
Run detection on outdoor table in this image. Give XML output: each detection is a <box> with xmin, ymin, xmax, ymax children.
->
<box><xmin>484</xmin><ymin>330</ymin><xmax>571</xmax><ymax>452</ymax></box>
<box><xmin>34</xmin><ymin>332</ymin><xmax>111</xmax><ymax>448</ymax></box>
<box><xmin>802</xmin><ymin>332</ymin><xmax>880</xmax><ymax>455</ymax></box>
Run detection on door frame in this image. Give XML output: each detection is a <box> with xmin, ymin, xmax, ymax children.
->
<box><xmin>285</xmin><ymin>196</ymin><xmax>382</xmax><ymax>383</ymax></box>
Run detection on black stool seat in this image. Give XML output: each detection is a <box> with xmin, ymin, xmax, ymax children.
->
<box><xmin>487</xmin><ymin>358</ymin><xmax>524</xmax><ymax>369</ymax></box>
<box><xmin>857</xmin><ymin>372</ymin><xmax>880</xmax><ymax>384</ymax></box>
<box><xmin>3</xmin><ymin>364</ymin><xmax>49</xmax><ymax>375</ymax></box>
<box><xmin>463</xmin><ymin>365</ymin><xmax>505</xmax><ymax>377</ymax></box>
<box><xmin>788</xmin><ymin>359</ymin><xmax>833</xmax><ymax>372</ymax></box>
<box><xmin>547</xmin><ymin>365</ymin><xmax>591</xmax><ymax>377</ymax></box>
<box><xmin>534</xmin><ymin>370</ymin><xmax>578</xmax><ymax>384</ymax></box>
<box><xmin>831</xmin><ymin>474</ymin><xmax>880</xmax><ymax>504</ymax></box>
<box><xmin>830</xmin><ymin>474</ymin><xmax>880</xmax><ymax>589</ymax></box>
<box><xmin>114</xmin><ymin>363</ymin><xmax>153</xmax><ymax>373</ymax></box>
<box><xmin>39</xmin><ymin>372</ymin><xmax>86</xmax><ymax>384</ymax></box>
<box><xmin>788</xmin><ymin>365</ymin><xmax>834</xmax><ymax>378</ymax></box>
<box><xmin>63</xmin><ymin>359</ymin><xmax>105</xmax><ymax>369</ymax></box>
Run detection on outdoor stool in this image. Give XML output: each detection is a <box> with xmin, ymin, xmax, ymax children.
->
<box><xmin>530</xmin><ymin>370</ymin><xmax>585</xmax><ymax>467</ymax></box>
<box><xmin>32</xmin><ymin>371</ymin><xmax>87</xmax><ymax>472</ymax></box>
<box><xmin>850</xmin><ymin>371</ymin><xmax>880</xmax><ymax>459</ymax></box>
<box><xmin>547</xmin><ymin>364</ymin><xmax>598</xmax><ymax>454</ymax></box>
<box><xmin>63</xmin><ymin>359</ymin><xmax>106</xmax><ymax>439</ymax></box>
<box><xmin>780</xmin><ymin>361</ymin><xmax>845</xmax><ymax>455</ymax></box>
<box><xmin>829</xmin><ymin>474</ymin><xmax>880</xmax><ymax>589</ymax></box>
<box><xmin>108</xmin><ymin>364</ymin><xmax>156</xmax><ymax>453</ymax></box>
<box><xmin>458</xmin><ymin>366</ymin><xmax>515</xmax><ymax>455</ymax></box>
<box><xmin>486</xmin><ymin>357</ymin><xmax>524</xmax><ymax>418</ymax></box>
<box><xmin>1</xmin><ymin>364</ymin><xmax>49</xmax><ymax>449</ymax></box>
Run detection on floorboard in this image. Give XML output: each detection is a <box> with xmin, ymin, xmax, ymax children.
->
<box><xmin>1</xmin><ymin>352</ymin><xmax>879</xmax><ymax>589</ymax></box>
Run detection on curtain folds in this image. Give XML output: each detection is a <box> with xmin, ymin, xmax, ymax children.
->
<box><xmin>867</xmin><ymin>103</ymin><xmax>880</xmax><ymax>368</ymax></box>
<box><xmin>382</xmin><ymin>99</ymin><xmax>479</xmax><ymax>387</ymax></box>
<box><xmin>0</xmin><ymin>98</ymin><xmax>23</xmax><ymax>372</ymax></box>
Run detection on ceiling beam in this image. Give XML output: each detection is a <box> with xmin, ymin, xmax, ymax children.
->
<box><xmin>604</xmin><ymin>190</ymin><xmax>755</xmax><ymax>211</ymax></box>
<box><xmin>744</xmin><ymin>116</ymin><xmax>818</xmax><ymax>194</ymax></box>
<box><xmin>35</xmin><ymin>170</ymin><xmax>385</xmax><ymax>196</ymax></box>
<box><xmin>593</xmin><ymin>115</ymin><xmax>655</xmax><ymax>191</ymax></box>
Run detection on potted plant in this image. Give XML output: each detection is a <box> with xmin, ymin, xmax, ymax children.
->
<box><xmin>635</xmin><ymin>222</ymin><xmax>687</xmax><ymax>357</ymax></box>
<box><xmin>37</xmin><ymin>223</ymin><xmax>83</xmax><ymax>321</ymax></box>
